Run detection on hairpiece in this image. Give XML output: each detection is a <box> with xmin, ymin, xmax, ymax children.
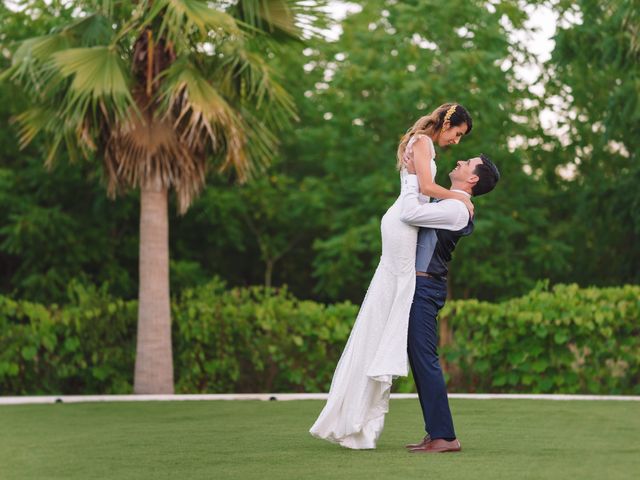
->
<box><xmin>442</xmin><ymin>104</ymin><xmax>457</xmax><ymax>129</ymax></box>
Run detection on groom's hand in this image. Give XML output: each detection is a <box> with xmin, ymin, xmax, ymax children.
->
<box><xmin>404</xmin><ymin>156</ymin><xmax>417</xmax><ymax>174</ymax></box>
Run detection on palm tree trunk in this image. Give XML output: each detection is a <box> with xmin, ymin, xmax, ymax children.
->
<box><xmin>134</xmin><ymin>186</ymin><xmax>174</xmax><ymax>394</ymax></box>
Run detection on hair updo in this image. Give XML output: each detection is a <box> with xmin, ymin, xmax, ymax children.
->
<box><xmin>396</xmin><ymin>103</ymin><xmax>473</xmax><ymax>170</ymax></box>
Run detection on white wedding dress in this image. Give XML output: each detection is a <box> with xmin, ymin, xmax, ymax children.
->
<box><xmin>309</xmin><ymin>135</ymin><xmax>436</xmax><ymax>449</ymax></box>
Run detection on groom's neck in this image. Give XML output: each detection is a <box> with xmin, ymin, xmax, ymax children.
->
<box><xmin>450</xmin><ymin>182</ymin><xmax>472</xmax><ymax>195</ymax></box>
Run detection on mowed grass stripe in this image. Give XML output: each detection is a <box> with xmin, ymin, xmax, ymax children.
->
<box><xmin>1</xmin><ymin>399</ymin><xmax>638</xmax><ymax>480</ymax></box>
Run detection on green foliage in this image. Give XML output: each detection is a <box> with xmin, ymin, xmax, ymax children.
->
<box><xmin>1</xmin><ymin>281</ymin><xmax>638</xmax><ymax>395</ymax></box>
<box><xmin>0</xmin><ymin>281</ymin><xmax>137</xmax><ymax>395</ymax></box>
<box><xmin>441</xmin><ymin>282</ymin><xmax>640</xmax><ymax>394</ymax></box>
<box><xmin>271</xmin><ymin>0</ymin><xmax>568</xmax><ymax>302</ymax></box>
<box><xmin>0</xmin><ymin>155</ymin><xmax>140</xmax><ymax>302</ymax></box>
<box><xmin>0</xmin><ymin>1</ymin><xmax>140</xmax><ymax>302</ymax></box>
<box><xmin>1</xmin><ymin>0</ymin><xmax>327</xmax><ymax>187</ymax></box>
<box><xmin>171</xmin><ymin>279</ymin><xmax>356</xmax><ymax>393</ymax></box>
<box><xmin>234</xmin><ymin>172</ymin><xmax>328</xmax><ymax>287</ymax></box>
<box><xmin>538</xmin><ymin>0</ymin><xmax>640</xmax><ymax>288</ymax></box>
<box><xmin>0</xmin><ymin>0</ymin><xmax>638</xmax><ymax>307</ymax></box>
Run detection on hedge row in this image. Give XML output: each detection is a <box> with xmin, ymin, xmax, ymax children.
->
<box><xmin>1</xmin><ymin>280</ymin><xmax>638</xmax><ymax>395</ymax></box>
<box><xmin>440</xmin><ymin>283</ymin><xmax>640</xmax><ymax>394</ymax></box>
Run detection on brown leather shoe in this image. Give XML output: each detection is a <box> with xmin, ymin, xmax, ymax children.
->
<box><xmin>404</xmin><ymin>434</ymin><xmax>431</xmax><ymax>449</ymax></box>
<box><xmin>408</xmin><ymin>438</ymin><xmax>461</xmax><ymax>453</ymax></box>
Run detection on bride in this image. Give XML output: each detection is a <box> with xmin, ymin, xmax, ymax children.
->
<box><xmin>309</xmin><ymin>103</ymin><xmax>474</xmax><ymax>449</ymax></box>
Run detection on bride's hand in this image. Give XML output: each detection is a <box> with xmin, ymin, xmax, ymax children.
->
<box><xmin>403</xmin><ymin>157</ymin><xmax>416</xmax><ymax>174</ymax></box>
<box><xmin>453</xmin><ymin>194</ymin><xmax>474</xmax><ymax>217</ymax></box>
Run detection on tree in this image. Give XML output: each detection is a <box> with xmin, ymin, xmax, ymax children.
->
<box><xmin>538</xmin><ymin>0</ymin><xmax>640</xmax><ymax>286</ymax></box>
<box><xmin>280</xmin><ymin>0</ymin><xmax>564</xmax><ymax>302</ymax></box>
<box><xmin>2</xmin><ymin>0</ymin><xmax>327</xmax><ymax>393</ymax></box>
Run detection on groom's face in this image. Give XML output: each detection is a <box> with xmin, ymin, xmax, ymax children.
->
<box><xmin>449</xmin><ymin>157</ymin><xmax>483</xmax><ymax>184</ymax></box>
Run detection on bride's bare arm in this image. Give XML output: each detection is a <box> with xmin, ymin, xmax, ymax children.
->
<box><xmin>410</xmin><ymin>137</ymin><xmax>474</xmax><ymax>216</ymax></box>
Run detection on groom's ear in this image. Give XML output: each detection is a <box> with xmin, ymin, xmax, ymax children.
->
<box><xmin>467</xmin><ymin>174</ymin><xmax>479</xmax><ymax>187</ymax></box>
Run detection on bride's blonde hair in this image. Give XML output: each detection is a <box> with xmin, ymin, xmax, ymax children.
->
<box><xmin>396</xmin><ymin>103</ymin><xmax>473</xmax><ymax>170</ymax></box>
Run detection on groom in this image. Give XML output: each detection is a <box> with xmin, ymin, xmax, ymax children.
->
<box><xmin>399</xmin><ymin>154</ymin><xmax>500</xmax><ymax>453</ymax></box>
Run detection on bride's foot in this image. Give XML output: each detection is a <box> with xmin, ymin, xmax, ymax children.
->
<box><xmin>404</xmin><ymin>434</ymin><xmax>431</xmax><ymax>449</ymax></box>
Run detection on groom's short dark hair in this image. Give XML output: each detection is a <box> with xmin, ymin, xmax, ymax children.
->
<box><xmin>471</xmin><ymin>154</ymin><xmax>500</xmax><ymax>196</ymax></box>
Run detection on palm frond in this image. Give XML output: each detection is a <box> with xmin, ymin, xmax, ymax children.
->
<box><xmin>7</xmin><ymin>43</ymin><xmax>136</xmax><ymax>160</ymax></box>
<box><xmin>104</xmin><ymin>113</ymin><xmax>207</xmax><ymax>214</ymax></box>
<box><xmin>13</xmin><ymin>107</ymin><xmax>53</xmax><ymax>149</ymax></box>
<box><xmin>233</xmin><ymin>0</ymin><xmax>330</xmax><ymax>39</ymax></box>
<box><xmin>101</xmin><ymin>56</ymin><xmax>259</xmax><ymax>213</ymax></box>
<box><xmin>51</xmin><ymin>46</ymin><xmax>136</xmax><ymax>119</ymax></box>
<box><xmin>2</xmin><ymin>12</ymin><xmax>116</xmax><ymax>97</ymax></box>
<box><xmin>12</xmin><ymin>106</ymin><xmax>92</xmax><ymax>169</ymax></box>
<box><xmin>239</xmin><ymin>0</ymin><xmax>298</xmax><ymax>36</ymax></box>
<box><xmin>217</xmin><ymin>42</ymin><xmax>297</xmax><ymax>129</ymax></box>
<box><xmin>228</xmin><ymin>106</ymin><xmax>278</xmax><ymax>178</ymax></box>
<box><xmin>2</xmin><ymin>0</ymin><xmax>327</xmax><ymax>213</ymax></box>
<box><xmin>158</xmin><ymin>58</ymin><xmax>248</xmax><ymax>172</ymax></box>
<box><xmin>1</xmin><ymin>34</ymin><xmax>70</xmax><ymax>90</ymax></box>
<box><xmin>64</xmin><ymin>13</ymin><xmax>114</xmax><ymax>46</ymax></box>
<box><xmin>148</xmin><ymin>0</ymin><xmax>243</xmax><ymax>52</ymax></box>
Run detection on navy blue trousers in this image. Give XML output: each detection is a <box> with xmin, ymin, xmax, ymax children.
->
<box><xmin>407</xmin><ymin>276</ymin><xmax>456</xmax><ymax>440</ymax></box>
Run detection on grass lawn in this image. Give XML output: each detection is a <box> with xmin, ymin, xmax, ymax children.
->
<box><xmin>1</xmin><ymin>398</ymin><xmax>638</xmax><ymax>480</ymax></box>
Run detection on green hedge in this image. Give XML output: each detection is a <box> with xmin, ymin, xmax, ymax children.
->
<box><xmin>172</xmin><ymin>279</ymin><xmax>356</xmax><ymax>393</ymax></box>
<box><xmin>0</xmin><ymin>282</ymin><xmax>137</xmax><ymax>395</ymax></box>
<box><xmin>440</xmin><ymin>283</ymin><xmax>640</xmax><ymax>394</ymax></box>
<box><xmin>1</xmin><ymin>281</ymin><xmax>638</xmax><ymax>395</ymax></box>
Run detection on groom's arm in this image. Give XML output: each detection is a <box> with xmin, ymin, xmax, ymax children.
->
<box><xmin>400</xmin><ymin>174</ymin><xmax>469</xmax><ymax>230</ymax></box>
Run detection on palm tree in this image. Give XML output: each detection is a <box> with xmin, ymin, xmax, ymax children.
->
<box><xmin>3</xmin><ymin>0</ymin><xmax>327</xmax><ymax>393</ymax></box>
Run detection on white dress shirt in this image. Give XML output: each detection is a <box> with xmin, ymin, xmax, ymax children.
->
<box><xmin>399</xmin><ymin>174</ymin><xmax>471</xmax><ymax>231</ymax></box>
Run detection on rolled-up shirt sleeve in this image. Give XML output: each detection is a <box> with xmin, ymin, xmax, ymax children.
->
<box><xmin>399</xmin><ymin>174</ymin><xmax>470</xmax><ymax>230</ymax></box>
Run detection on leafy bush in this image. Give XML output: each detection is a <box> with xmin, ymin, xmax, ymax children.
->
<box><xmin>441</xmin><ymin>283</ymin><xmax>640</xmax><ymax>394</ymax></box>
<box><xmin>0</xmin><ymin>281</ymin><xmax>136</xmax><ymax>395</ymax></box>
<box><xmin>0</xmin><ymin>281</ymin><xmax>638</xmax><ymax>395</ymax></box>
<box><xmin>171</xmin><ymin>279</ymin><xmax>357</xmax><ymax>393</ymax></box>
